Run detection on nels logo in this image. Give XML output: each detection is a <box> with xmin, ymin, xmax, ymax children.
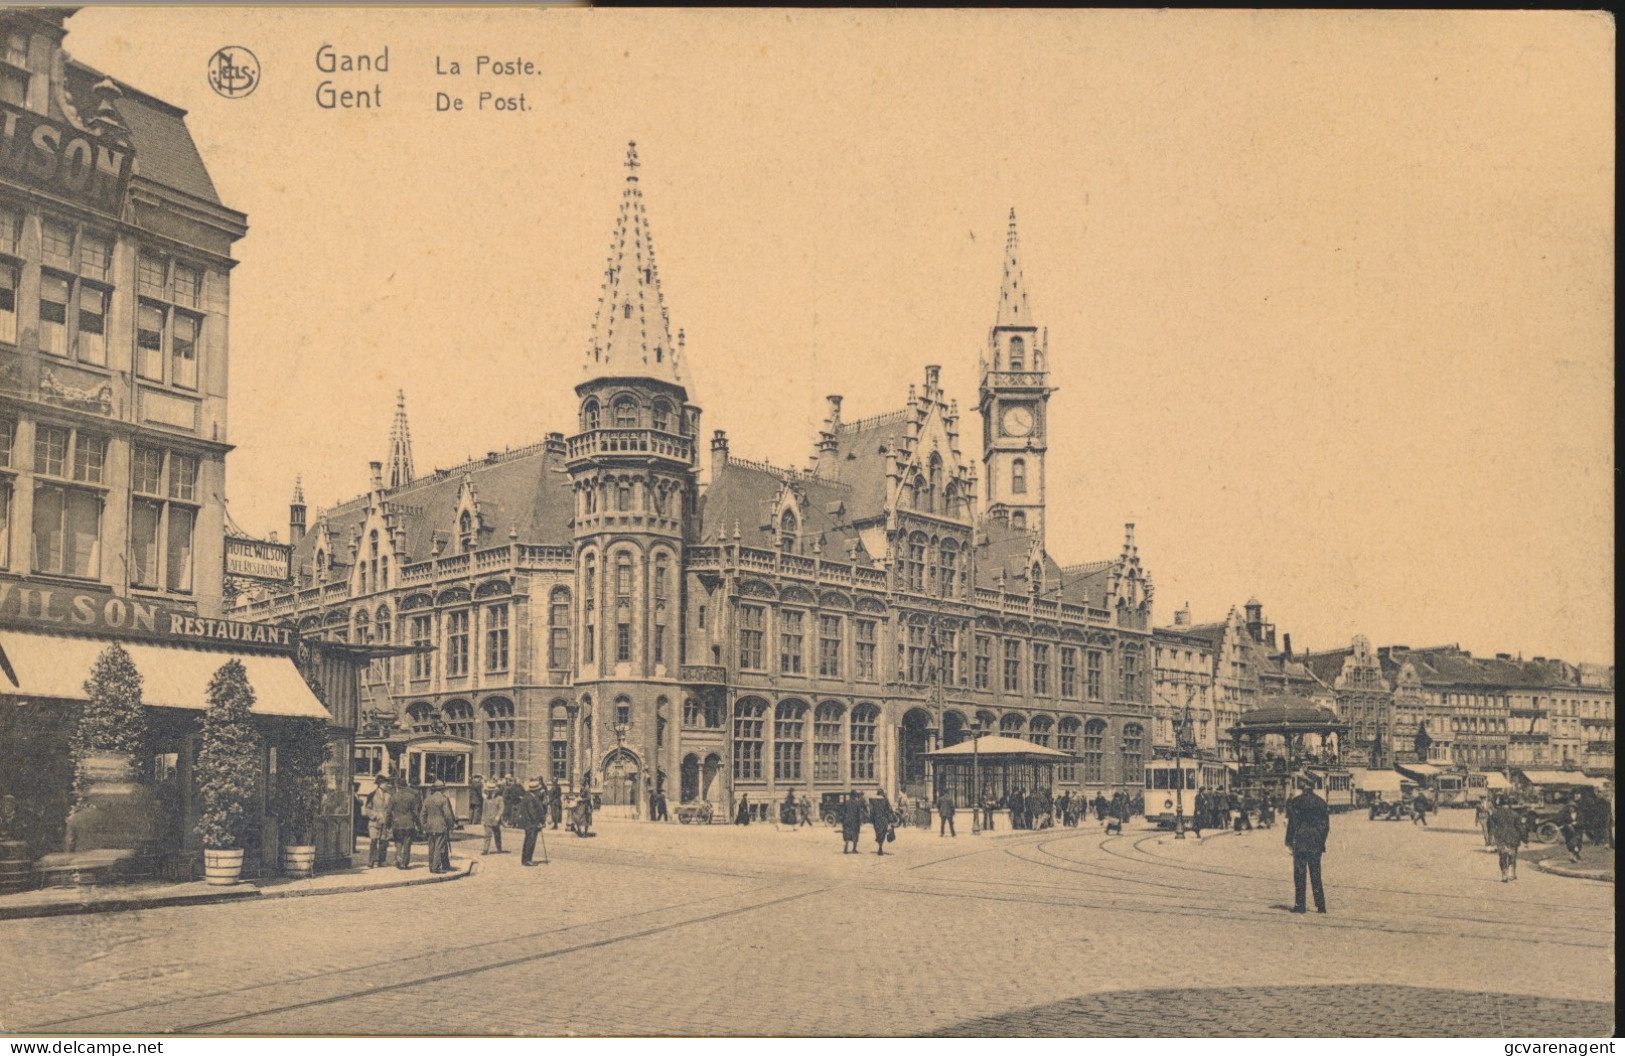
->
<box><xmin>209</xmin><ymin>46</ymin><xmax>260</xmax><ymax>99</ymax></box>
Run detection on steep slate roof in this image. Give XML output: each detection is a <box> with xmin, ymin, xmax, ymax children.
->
<box><xmin>698</xmin><ymin>457</ymin><xmax>873</xmax><ymax>563</ymax></box>
<box><xmin>976</xmin><ymin>520</ymin><xmax>1063</xmax><ymax>591</ymax></box>
<box><xmin>1056</xmin><ymin>559</ymin><xmax>1112</xmax><ymax>607</ymax></box>
<box><xmin>62</xmin><ymin>60</ymin><xmax>222</xmax><ymax>205</ymax></box>
<box><xmin>814</xmin><ymin>410</ymin><xmax>910</xmax><ymax>523</ymax></box>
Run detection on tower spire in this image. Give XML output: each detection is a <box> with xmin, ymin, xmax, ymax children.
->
<box><xmin>388</xmin><ymin>389</ymin><xmax>415</xmax><ymax>489</ymax></box>
<box><xmin>583</xmin><ymin>141</ymin><xmax>687</xmax><ymax>390</ymax></box>
<box><xmin>996</xmin><ymin>207</ymin><xmax>1032</xmax><ymax>327</ymax></box>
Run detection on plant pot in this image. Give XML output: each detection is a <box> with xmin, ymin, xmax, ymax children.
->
<box><xmin>203</xmin><ymin>847</ymin><xmax>244</xmax><ymax>886</ymax></box>
<box><xmin>282</xmin><ymin>844</ymin><xmax>317</xmax><ymax>878</ymax></box>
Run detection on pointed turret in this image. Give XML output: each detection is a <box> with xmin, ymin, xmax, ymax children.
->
<box><xmin>387</xmin><ymin>390</ymin><xmax>415</xmax><ymax>489</ymax></box>
<box><xmin>583</xmin><ymin>142</ymin><xmax>687</xmax><ymax>389</ymax></box>
<box><xmin>289</xmin><ymin>477</ymin><xmax>307</xmax><ymax>546</ymax></box>
<box><xmin>995</xmin><ymin>208</ymin><xmax>1032</xmax><ymax>327</ymax></box>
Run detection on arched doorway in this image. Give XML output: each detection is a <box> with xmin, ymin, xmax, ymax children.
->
<box><xmin>943</xmin><ymin>710</ymin><xmax>969</xmax><ymax>747</ymax></box>
<box><xmin>901</xmin><ymin>708</ymin><xmax>933</xmax><ymax>798</ymax></box>
<box><xmin>702</xmin><ymin>753</ymin><xmax>723</xmax><ymax>805</ymax></box>
<box><xmin>680</xmin><ymin>754</ymin><xmax>700</xmax><ymax>803</ymax></box>
<box><xmin>602</xmin><ymin>748</ymin><xmax>640</xmax><ymax>817</ymax></box>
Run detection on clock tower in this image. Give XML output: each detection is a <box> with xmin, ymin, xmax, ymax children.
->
<box><xmin>979</xmin><ymin>209</ymin><xmax>1055</xmax><ymax>547</ymax></box>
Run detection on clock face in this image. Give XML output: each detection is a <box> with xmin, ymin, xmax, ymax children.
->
<box><xmin>1002</xmin><ymin>405</ymin><xmax>1034</xmax><ymax>437</ymax></box>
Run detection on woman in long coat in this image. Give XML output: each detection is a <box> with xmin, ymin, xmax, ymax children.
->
<box><xmin>870</xmin><ymin>790</ymin><xmax>894</xmax><ymax>856</ymax></box>
<box><xmin>840</xmin><ymin>790</ymin><xmax>865</xmax><ymax>853</ymax></box>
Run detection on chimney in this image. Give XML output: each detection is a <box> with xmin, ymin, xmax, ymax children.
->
<box><xmin>816</xmin><ymin>395</ymin><xmax>843</xmax><ymax>458</ymax></box>
<box><xmin>369</xmin><ymin>461</ymin><xmax>384</xmax><ymax>491</ymax></box>
<box><xmin>711</xmin><ymin>430</ymin><xmax>730</xmax><ymax>462</ymax></box>
<box><xmin>1174</xmin><ymin>602</ymin><xmax>1191</xmax><ymax>627</ymax></box>
<box><xmin>1283</xmin><ymin>633</ymin><xmax>1293</xmax><ymax>657</ymax></box>
<box><xmin>544</xmin><ymin>431</ymin><xmax>567</xmax><ymax>456</ymax></box>
<box><xmin>924</xmin><ymin>365</ymin><xmax>941</xmax><ymax>396</ymax></box>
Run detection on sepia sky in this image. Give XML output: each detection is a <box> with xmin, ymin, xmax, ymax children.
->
<box><xmin>62</xmin><ymin>9</ymin><xmax>1614</xmax><ymax>663</ymax></box>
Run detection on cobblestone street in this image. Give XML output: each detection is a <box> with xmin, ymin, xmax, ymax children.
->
<box><xmin>0</xmin><ymin>813</ymin><xmax>1612</xmax><ymax>1037</ymax></box>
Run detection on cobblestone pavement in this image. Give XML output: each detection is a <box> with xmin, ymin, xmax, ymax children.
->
<box><xmin>0</xmin><ymin>812</ymin><xmax>1613</xmax><ymax>1037</ymax></box>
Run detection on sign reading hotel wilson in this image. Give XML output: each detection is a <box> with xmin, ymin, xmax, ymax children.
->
<box><xmin>0</xmin><ymin>582</ymin><xmax>294</xmax><ymax>650</ymax></box>
<box><xmin>224</xmin><ymin>536</ymin><xmax>294</xmax><ymax>583</ymax></box>
<box><xmin>0</xmin><ymin>103</ymin><xmax>133</xmax><ymax>215</ymax></box>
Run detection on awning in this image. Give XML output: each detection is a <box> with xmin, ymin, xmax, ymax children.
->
<box><xmin>1396</xmin><ymin>762</ymin><xmax>1444</xmax><ymax>778</ymax></box>
<box><xmin>1349</xmin><ymin>769</ymin><xmax>1405</xmax><ymax>794</ymax></box>
<box><xmin>1519</xmin><ymin>770</ymin><xmax>1606</xmax><ymax>788</ymax></box>
<box><xmin>925</xmin><ymin>735</ymin><xmax>1074</xmax><ymax>760</ymax></box>
<box><xmin>1474</xmin><ymin>771</ymin><xmax>1512</xmax><ymax>790</ymax></box>
<box><xmin>0</xmin><ymin>630</ymin><xmax>330</xmax><ymax>720</ymax></box>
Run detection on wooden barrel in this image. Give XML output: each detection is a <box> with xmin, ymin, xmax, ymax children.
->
<box><xmin>202</xmin><ymin>848</ymin><xmax>244</xmax><ymax>886</ymax></box>
<box><xmin>0</xmin><ymin>839</ymin><xmax>33</xmax><ymax>894</ymax></box>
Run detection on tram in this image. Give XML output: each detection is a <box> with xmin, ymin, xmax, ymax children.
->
<box><xmin>1143</xmin><ymin>758</ymin><xmax>1231</xmax><ymax>828</ymax></box>
<box><xmin>1301</xmin><ymin>764</ymin><xmax>1357</xmax><ymax>812</ymax></box>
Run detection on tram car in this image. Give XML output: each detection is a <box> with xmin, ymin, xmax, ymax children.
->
<box><xmin>1301</xmin><ymin>765</ymin><xmax>1357</xmax><ymax>812</ymax></box>
<box><xmin>1143</xmin><ymin>758</ymin><xmax>1231</xmax><ymax>828</ymax></box>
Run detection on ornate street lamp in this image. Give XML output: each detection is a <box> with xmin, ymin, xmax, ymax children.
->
<box><xmin>1173</xmin><ymin>687</ymin><xmax>1197</xmax><ymax>839</ymax></box>
<box><xmin>970</xmin><ymin>719</ymin><xmax>988</xmax><ymax>835</ymax></box>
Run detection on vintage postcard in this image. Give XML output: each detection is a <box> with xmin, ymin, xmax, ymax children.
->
<box><xmin>0</xmin><ymin>7</ymin><xmax>1613</xmax><ymax>1042</ymax></box>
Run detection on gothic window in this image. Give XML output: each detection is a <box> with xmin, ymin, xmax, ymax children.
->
<box><xmin>813</xmin><ymin>702</ymin><xmax>844</xmax><ymax>782</ymax></box>
<box><xmin>1029</xmin><ymin>714</ymin><xmax>1054</xmax><ymax>748</ymax></box>
<box><xmin>1083</xmin><ymin>719</ymin><xmax>1107</xmax><ymax>782</ymax></box>
<box><xmin>738</xmin><ymin>605</ymin><xmax>766</xmax><ymax>670</ymax></box>
<box><xmin>975</xmin><ymin>635</ymin><xmax>992</xmax><ymax>690</ymax></box>
<box><xmin>446</xmin><ymin>610</ymin><xmax>471</xmax><ymax>677</ymax></box>
<box><xmin>459</xmin><ymin>510</ymin><xmax>474</xmax><ymax>552</ymax></box>
<box><xmin>1086</xmin><ymin>651</ymin><xmax>1104</xmax><ymax>701</ymax></box>
<box><xmin>927</xmin><ymin>454</ymin><xmax>943</xmax><ymax>513</ymax></box>
<box><xmin>773</xmin><ymin>701</ymin><xmax>807</xmax><ymax>782</ymax></box>
<box><xmin>1011</xmin><ymin>511</ymin><xmax>1027</xmax><ymax>530</ymax></box>
<box><xmin>407</xmin><ymin>702</ymin><xmax>435</xmax><ymax>734</ymax></box>
<box><xmin>1012</xmin><ymin>458</ymin><xmax>1028</xmax><ymax>495</ymax></box>
<box><xmin>613</xmin><ymin>396</ymin><xmax>639</xmax><ymax>428</ymax></box>
<box><xmin>444</xmin><ymin>700</ymin><xmax>475</xmax><ymax>740</ymax></box>
<box><xmin>1008</xmin><ymin>335</ymin><xmax>1025</xmax><ymax>371</ymax></box>
<box><xmin>652</xmin><ymin>399</ymin><xmax>673</xmax><ymax>432</ymax></box>
<box><xmin>1122</xmin><ymin>723</ymin><xmax>1145</xmax><ymax>783</ymax></box>
<box><xmin>817</xmin><ymin>614</ymin><xmax>843</xmax><ymax>677</ymax></box>
<box><xmin>906</xmin><ymin>621</ymin><xmax>929</xmax><ymax>684</ymax></box>
<box><xmin>549</xmin><ymin>587</ymin><xmax>572</xmax><ymax>670</ymax></box>
<box><xmin>1031</xmin><ymin>643</ymin><xmax>1051</xmax><ymax>696</ymax></box>
<box><xmin>353</xmin><ymin>609</ymin><xmax>370</xmax><ymax>644</ymax></box>
<box><xmin>1060</xmin><ymin>647</ymin><xmax>1079</xmax><ymax>699</ymax></box>
<box><xmin>1122</xmin><ymin>651</ymin><xmax>1141</xmax><ymax>699</ymax></box>
<box><xmin>484</xmin><ymin>698</ymin><xmax>516</xmax><ymax>779</ymax></box>
<box><xmin>1057</xmin><ymin>718</ymin><xmax>1080</xmax><ymax>781</ymax></box>
<box><xmin>907</xmin><ymin>532</ymin><xmax>927</xmax><ymax>593</ymax></box>
<box><xmin>583</xmin><ymin>398</ymin><xmax>601</xmax><ymax>431</ymax></box>
<box><xmin>939</xmin><ymin>540</ymin><xmax>959</xmax><ymax>596</ymax></box>
<box><xmin>733</xmin><ymin>699</ymin><xmax>767</xmax><ymax>781</ymax></box>
<box><xmin>1003</xmin><ymin>639</ymin><xmax>1022</xmax><ymax>694</ymax></box>
<box><xmin>779</xmin><ymin>509</ymin><xmax>799</xmax><ymax>554</ymax></box>
<box><xmin>410</xmin><ymin>615</ymin><xmax>433</xmax><ymax>679</ymax></box>
<box><xmin>850</xmin><ymin>704</ymin><xmax>879</xmax><ymax>781</ymax></box>
<box><xmin>780</xmin><ymin>610</ymin><xmax>805</xmax><ymax>674</ymax></box>
<box><xmin>1000</xmin><ymin>713</ymin><xmax>1025</xmax><ymax>737</ymax></box>
<box><xmin>485</xmin><ymin>603</ymin><xmax>510</xmax><ymax>672</ymax></box>
<box><xmin>854</xmin><ymin>619</ymin><xmax>877</xmax><ymax>681</ymax></box>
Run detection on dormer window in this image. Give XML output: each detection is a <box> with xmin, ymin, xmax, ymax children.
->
<box><xmin>779</xmin><ymin>509</ymin><xmax>798</xmax><ymax>554</ymax></box>
<box><xmin>652</xmin><ymin>399</ymin><xmax>672</xmax><ymax>431</ymax></box>
<box><xmin>583</xmin><ymin>398</ymin><xmax>601</xmax><ymax>431</ymax></box>
<box><xmin>459</xmin><ymin>510</ymin><xmax>474</xmax><ymax>551</ymax></box>
<box><xmin>613</xmin><ymin>396</ymin><xmax>638</xmax><ymax>428</ymax></box>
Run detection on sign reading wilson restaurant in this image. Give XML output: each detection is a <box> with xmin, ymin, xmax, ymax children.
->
<box><xmin>224</xmin><ymin>536</ymin><xmax>294</xmax><ymax>584</ymax></box>
<box><xmin>0</xmin><ymin>582</ymin><xmax>293</xmax><ymax>651</ymax></box>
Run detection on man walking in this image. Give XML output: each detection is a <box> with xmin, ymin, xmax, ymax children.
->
<box><xmin>519</xmin><ymin>778</ymin><xmax>547</xmax><ymax>866</ymax></box>
<box><xmin>1285</xmin><ymin>776</ymin><xmax>1330</xmax><ymax>913</ymax></box>
<box><xmin>422</xmin><ymin>780</ymin><xmax>457</xmax><ymax>874</ymax></box>
<box><xmin>481</xmin><ymin>784</ymin><xmax>506</xmax><ymax>854</ymax></box>
<box><xmin>468</xmin><ymin>776</ymin><xmax>485</xmax><ymax>828</ymax></box>
<box><xmin>1486</xmin><ymin>796</ymin><xmax>1525</xmax><ymax>882</ymax></box>
<box><xmin>870</xmin><ymin>789</ymin><xmax>894</xmax><ymax>856</ymax></box>
<box><xmin>363</xmin><ymin>776</ymin><xmax>393</xmax><ymax>868</ymax></box>
<box><xmin>840</xmin><ymin>790</ymin><xmax>865</xmax><ymax>853</ymax></box>
<box><xmin>549</xmin><ymin>781</ymin><xmax>564</xmax><ymax>829</ymax></box>
<box><xmin>389</xmin><ymin>779</ymin><xmax>423</xmax><ymax>870</ymax></box>
<box><xmin>797</xmin><ymin>793</ymin><xmax>814</xmax><ymax>828</ymax></box>
<box><xmin>936</xmin><ymin>789</ymin><xmax>957</xmax><ymax>837</ymax></box>
<box><xmin>1412</xmin><ymin>789</ymin><xmax>1430</xmax><ymax>826</ymax></box>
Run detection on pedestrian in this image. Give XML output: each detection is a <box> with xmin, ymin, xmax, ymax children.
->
<box><xmin>549</xmin><ymin>781</ymin><xmax>564</xmax><ymax>830</ymax></box>
<box><xmin>1009</xmin><ymin>788</ymin><xmax>1026</xmax><ymax>831</ymax></box>
<box><xmin>1560</xmin><ymin>799</ymin><xmax>1584</xmax><ymax>862</ymax></box>
<box><xmin>571</xmin><ymin>788</ymin><xmax>595</xmax><ymax>837</ymax></box>
<box><xmin>1486</xmin><ymin>796</ymin><xmax>1524</xmax><ymax>882</ymax></box>
<box><xmin>936</xmin><ymin>788</ymin><xmax>957</xmax><ymax>837</ymax></box>
<box><xmin>422</xmin><ymin>780</ymin><xmax>457</xmax><ymax>874</ymax></box>
<box><xmin>363</xmin><ymin>776</ymin><xmax>393</xmax><ymax>867</ymax></box>
<box><xmin>840</xmin><ymin>790</ymin><xmax>865</xmax><ymax>853</ymax></box>
<box><xmin>1285</xmin><ymin>776</ymin><xmax>1330</xmax><ymax>914</ymax></box>
<box><xmin>782</xmin><ymin>789</ymin><xmax>798</xmax><ymax>826</ymax></box>
<box><xmin>1093</xmin><ymin>792</ymin><xmax>1109</xmax><ymax>824</ymax></box>
<box><xmin>655</xmin><ymin>788</ymin><xmax>670</xmax><ymax>823</ymax></box>
<box><xmin>1474</xmin><ymin>799</ymin><xmax>1492</xmax><ymax>846</ymax></box>
<box><xmin>468</xmin><ymin>776</ymin><xmax>485</xmax><ymax>828</ymax></box>
<box><xmin>519</xmin><ymin>778</ymin><xmax>547</xmax><ymax>865</ymax></box>
<box><xmin>389</xmin><ymin>779</ymin><xmax>423</xmax><ymax>870</ymax></box>
<box><xmin>1412</xmin><ymin>789</ymin><xmax>1429</xmax><ymax>826</ymax></box>
<box><xmin>981</xmin><ymin>790</ymin><xmax>995</xmax><ymax>832</ymax></box>
<box><xmin>735</xmin><ymin>793</ymin><xmax>752</xmax><ymax>826</ymax></box>
<box><xmin>797</xmin><ymin>793</ymin><xmax>814</xmax><ymax>828</ymax></box>
<box><xmin>481</xmin><ymin>785</ymin><xmax>506</xmax><ymax>854</ymax></box>
<box><xmin>870</xmin><ymin>789</ymin><xmax>894</xmax><ymax>856</ymax></box>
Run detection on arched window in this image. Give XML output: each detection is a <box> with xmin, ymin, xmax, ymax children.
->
<box><xmin>583</xmin><ymin>398</ymin><xmax>601</xmax><ymax>431</ymax></box>
<box><xmin>926</xmin><ymin>454</ymin><xmax>943</xmax><ymax>513</ymax></box>
<box><xmin>1000</xmin><ymin>713</ymin><xmax>1025</xmax><ymax>737</ymax></box>
<box><xmin>374</xmin><ymin>606</ymin><xmax>392</xmax><ymax>643</ymax></box>
<box><xmin>1011</xmin><ymin>458</ymin><xmax>1028</xmax><ymax>495</ymax></box>
<box><xmin>652</xmin><ymin>399</ymin><xmax>672</xmax><ymax>432</ymax></box>
<box><xmin>774</xmin><ymin>700</ymin><xmax>807</xmax><ymax>781</ymax></box>
<box><xmin>1011</xmin><ymin>510</ymin><xmax>1027</xmax><ymax>531</ymax></box>
<box><xmin>1122</xmin><ymin>723</ymin><xmax>1145</xmax><ymax>784</ymax></box>
<box><xmin>613</xmin><ymin>396</ymin><xmax>639</xmax><ymax>428</ymax></box>
<box><xmin>315</xmin><ymin>549</ymin><xmax>327</xmax><ymax>580</ymax></box>
<box><xmin>944</xmin><ymin>481</ymin><xmax>959</xmax><ymax>516</ymax></box>
<box><xmin>1057</xmin><ymin>718</ymin><xmax>1080</xmax><ymax>782</ymax></box>
<box><xmin>940</xmin><ymin>540</ymin><xmax>959</xmax><ymax>596</ymax></box>
<box><xmin>614</xmin><ymin>696</ymin><xmax>632</xmax><ymax>728</ymax></box>
<box><xmin>683</xmin><ymin>697</ymin><xmax>704</xmax><ymax>727</ymax></box>
<box><xmin>407</xmin><ymin>702</ymin><xmax>435</xmax><ymax>734</ymax></box>
<box><xmin>617</xmin><ymin>482</ymin><xmax>633</xmax><ymax>512</ymax></box>
<box><xmin>582</xmin><ymin>555</ymin><xmax>597</xmax><ymax>664</ymax></box>
<box><xmin>459</xmin><ymin>510</ymin><xmax>474</xmax><ymax>551</ymax></box>
<box><xmin>583</xmin><ymin>483</ymin><xmax>598</xmax><ymax>515</ymax></box>
<box><xmin>779</xmin><ymin>509</ymin><xmax>798</xmax><ymax>554</ymax></box>
<box><xmin>850</xmin><ymin>704</ymin><xmax>879</xmax><ymax>781</ymax></box>
<box><xmin>813</xmin><ymin>702</ymin><xmax>844</xmax><ymax>782</ymax></box>
<box><xmin>1008</xmin><ymin>335</ymin><xmax>1025</xmax><ymax>371</ymax></box>
<box><xmin>1029</xmin><ymin>714</ymin><xmax>1053</xmax><ymax>748</ymax></box>
<box><xmin>733</xmin><ymin>699</ymin><xmax>767</xmax><ymax>780</ymax></box>
<box><xmin>353</xmin><ymin>609</ymin><xmax>370</xmax><ymax>644</ymax></box>
<box><xmin>615</xmin><ymin>552</ymin><xmax>634</xmax><ymax>602</ymax></box>
<box><xmin>1083</xmin><ymin>719</ymin><xmax>1107</xmax><ymax>783</ymax></box>
<box><xmin>484</xmin><ymin>698</ymin><xmax>516</xmax><ymax>779</ymax></box>
<box><xmin>548</xmin><ymin>587</ymin><xmax>572</xmax><ymax>670</ymax></box>
<box><xmin>444</xmin><ymin>700</ymin><xmax>475</xmax><ymax>740</ymax></box>
<box><xmin>907</xmin><ymin>532</ymin><xmax>927</xmax><ymax>593</ymax></box>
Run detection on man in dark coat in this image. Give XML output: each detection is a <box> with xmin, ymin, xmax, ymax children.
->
<box><xmin>1094</xmin><ymin>792</ymin><xmax>1109</xmax><ymax>823</ymax></box>
<box><xmin>870</xmin><ymin>790</ymin><xmax>894</xmax><ymax>855</ymax></box>
<box><xmin>548</xmin><ymin>781</ymin><xmax>564</xmax><ymax>829</ymax></box>
<box><xmin>422</xmin><ymin>781</ymin><xmax>457</xmax><ymax>874</ymax></box>
<box><xmin>1285</xmin><ymin>777</ymin><xmax>1330</xmax><ymax>913</ymax></box>
<box><xmin>840</xmin><ymin>790</ymin><xmax>865</xmax><ymax>853</ymax></box>
<box><xmin>936</xmin><ymin>789</ymin><xmax>957</xmax><ymax>837</ymax></box>
<box><xmin>1008</xmin><ymin>788</ymin><xmax>1026</xmax><ymax>831</ymax></box>
<box><xmin>518</xmin><ymin>779</ymin><xmax>547</xmax><ymax>865</ymax></box>
<box><xmin>1486</xmin><ymin>796</ymin><xmax>1525</xmax><ymax>882</ymax></box>
<box><xmin>467</xmin><ymin>776</ymin><xmax>484</xmax><ymax>827</ymax></box>
<box><xmin>388</xmin><ymin>780</ymin><xmax>423</xmax><ymax>870</ymax></box>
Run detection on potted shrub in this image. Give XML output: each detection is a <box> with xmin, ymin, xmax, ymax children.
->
<box><xmin>73</xmin><ymin>642</ymin><xmax>149</xmax><ymax>800</ymax></box>
<box><xmin>194</xmin><ymin>660</ymin><xmax>262</xmax><ymax>885</ymax></box>
<box><xmin>273</xmin><ymin>717</ymin><xmax>330</xmax><ymax>878</ymax></box>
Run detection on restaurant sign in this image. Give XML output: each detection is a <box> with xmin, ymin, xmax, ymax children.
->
<box><xmin>0</xmin><ymin>103</ymin><xmax>134</xmax><ymax>215</ymax></box>
<box><xmin>225</xmin><ymin>536</ymin><xmax>293</xmax><ymax>583</ymax></box>
<box><xmin>0</xmin><ymin>582</ymin><xmax>294</xmax><ymax>651</ymax></box>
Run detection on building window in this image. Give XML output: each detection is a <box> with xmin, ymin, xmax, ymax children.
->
<box><xmin>582</xmin><ymin>554</ymin><xmax>596</xmax><ymax>664</ymax></box>
<box><xmin>135</xmin><ymin>254</ymin><xmax>205</xmax><ymax>388</ymax></box>
<box><xmin>0</xmin><ymin>262</ymin><xmax>17</xmax><ymax>344</ymax></box>
<box><xmin>446</xmin><ymin>610</ymin><xmax>470</xmax><ymax>677</ymax></box>
<box><xmin>407</xmin><ymin>702</ymin><xmax>435</xmax><ymax>734</ymax></box>
<box><xmin>485</xmin><ymin>603</ymin><xmax>510</xmax><ymax>673</ymax></box>
<box><xmin>444</xmin><ymin>700</ymin><xmax>475</xmax><ymax>740</ymax></box>
<box><xmin>31</xmin><ymin>426</ymin><xmax>104</xmax><ymax>580</ymax></box>
<box><xmin>774</xmin><ymin>700</ymin><xmax>807</xmax><ymax>781</ymax></box>
<box><xmin>1083</xmin><ymin>719</ymin><xmax>1106</xmax><ymax>783</ymax></box>
<box><xmin>1032</xmin><ymin>643</ymin><xmax>1051</xmax><ymax>696</ymax></box>
<box><xmin>1086</xmin><ymin>651</ymin><xmax>1104</xmax><ymax>701</ymax></box>
<box><xmin>1011</xmin><ymin>458</ymin><xmax>1028</xmax><ymax>495</ymax></box>
<box><xmin>1003</xmin><ymin>639</ymin><xmax>1022</xmax><ymax>694</ymax></box>
<box><xmin>615</xmin><ymin>697</ymin><xmax>632</xmax><ymax>728</ymax></box>
<box><xmin>38</xmin><ymin>271</ymin><xmax>69</xmax><ymax>355</ymax></box>
<box><xmin>814</xmin><ymin>614</ymin><xmax>843</xmax><ymax>678</ymax></box>
<box><xmin>1122</xmin><ymin>723</ymin><xmax>1145</xmax><ymax>783</ymax></box>
<box><xmin>975</xmin><ymin>635</ymin><xmax>992</xmax><ymax>690</ymax></box>
<box><xmin>583</xmin><ymin>399</ymin><xmax>600</xmax><ymax>431</ymax></box>
<box><xmin>409</xmin><ymin>615</ymin><xmax>433</xmax><ymax>679</ymax></box>
<box><xmin>738</xmin><ymin>604</ymin><xmax>765</xmax><ymax>670</ymax></box>
<box><xmin>1029</xmin><ymin>715</ymin><xmax>1053</xmax><ymax>748</ymax></box>
<box><xmin>939</xmin><ymin>542</ymin><xmax>958</xmax><ymax>596</ymax></box>
<box><xmin>1011</xmin><ymin>510</ymin><xmax>1027</xmax><ymax>531</ymax></box>
<box><xmin>1008</xmin><ymin>335</ymin><xmax>1025</xmax><ymax>371</ymax></box>
<box><xmin>907</xmin><ymin>534</ymin><xmax>926</xmax><ymax>592</ymax></box>
<box><xmin>616</xmin><ymin>622</ymin><xmax>632</xmax><ymax>663</ymax></box>
<box><xmin>780</xmin><ymin>609</ymin><xmax>806</xmax><ymax>673</ymax></box>
<box><xmin>613</xmin><ymin>396</ymin><xmax>638</xmax><ymax>428</ymax></box>
<box><xmin>1057</xmin><ymin>718</ymin><xmax>1080</xmax><ymax>782</ymax></box>
<box><xmin>733</xmin><ymin>699</ymin><xmax>767</xmax><ymax>781</ymax></box>
<box><xmin>550</xmin><ymin>703</ymin><xmax>570</xmax><ymax>779</ymax></box>
<box><xmin>652</xmin><ymin>399</ymin><xmax>672</xmax><ymax>432</ymax></box>
<box><xmin>1060</xmin><ymin>647</ymin><xmax>1078</xmax><ymax>699</ymax></box>
<box><xmin>1122</xmin><ymin>652</ymin><xmax>1141</xmax><ymax>699</ymax></box>
<box><xmin>813</xmin><ymin>702</ymin><xmax>844</xmax><ymax>782</ymax></box>
<box><xmin>0</xmin><ymin>478</ymin><xmax>11</xmax><ymax>571</ymax></box>
<box><xmin>855</xmin><ymin>619</ymin><xmax>877</xmax><ymax>681</ymax></box>
<box><xmin>683</xmin><ymin>697</ymin><xmax>704</xmax><ymax>727</ymax></box>
<box><xmin>484</xmin><ymin>698</ymin><xmax>516</xmax><ymax>779</ymax></box>
<box><xmin>906</xmin><ymin>621</ymin><xmax>929</xmax><ymax>684</ymax></box>
<box><xmin>128</xmin><ymin>447</ymin><xmax>197</xmax><ymax>593</ymax></box>
<box><xmin>850</xmin><ymin>704</ymin><xmax>879</xmax><ymax>781</ymax></box>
